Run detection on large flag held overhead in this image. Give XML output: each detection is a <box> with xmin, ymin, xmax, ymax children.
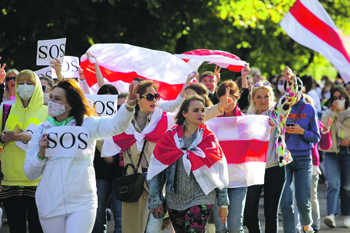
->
<box><xmin>205</xmin><ymin>115</ymin><xmax>271</xmax><ymax>188</ymax></box>
<box><xmin>176</xmin><ymin>49</ymin><xmax>246</xmax><ymax>72</ymax></box>
<box><xmin>80</xmin><ymin>44</ymin><xmax>199</xmax><ymax>100</ymax></box>
<box><xmin>280</xmin><ymin>0</ymin><xmax>350</xmax><ymax>82</ymax></box>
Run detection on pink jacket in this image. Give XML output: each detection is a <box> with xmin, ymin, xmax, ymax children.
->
<box><xmin>312</xmin><ymin>120</ymin><xmax>332</xmax><ymax>166</ymax></box>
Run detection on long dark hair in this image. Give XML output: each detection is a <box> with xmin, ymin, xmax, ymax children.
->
<box><xmin>53</xmin><ymin>79</ymin><xmax>97</xmax><ymax>126</ymax></box>
<box><xmin>175</xmin><ymin>95</ymin><xmax>205</xmax><ymax>125</ymax></box>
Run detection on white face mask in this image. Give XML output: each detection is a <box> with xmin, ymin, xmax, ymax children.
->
<box><xmin>338</xmin><ymin>99</ymin><xmax>346</xmax><ymax>110</ymax></box>
<box><xmin>17</xmin><ymin>84</ymin><xmax>35</xmax><ymax>101</ymax></box>
<box><xmin>324</xmin><ymin>92</ymin><xmax>331</xmax><ymax>100</ymax></box>
<box><xmin>277</xmin><ymin>84</ymin><xmax>285</xmax><ymax>94</ymax></box>
<box><xmin>43</xmin><ymin>93</ymin><xmax>50</xmax><ymax>105</ymax></box>
<box><xmin>48</xmin><ymin>101</ymin><xmax>68</xmax><ymax>117</ymax></box>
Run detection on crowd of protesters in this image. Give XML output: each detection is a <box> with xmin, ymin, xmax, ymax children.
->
<box><xmin>0</xmin><ymin>52</ymin><xmax>349</xmax><ymax>233</ymax></box>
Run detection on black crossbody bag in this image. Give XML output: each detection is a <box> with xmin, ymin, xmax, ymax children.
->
<box><xmin>114</xmin><ymin>140</ymin><xmax>147</xmax><ymax>203</ymax></box>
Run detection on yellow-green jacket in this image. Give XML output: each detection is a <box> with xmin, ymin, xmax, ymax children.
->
<box><xmin>0</xmin><ymin>73</ymin><xmax>48</xmax><ymax>186</ymax></box>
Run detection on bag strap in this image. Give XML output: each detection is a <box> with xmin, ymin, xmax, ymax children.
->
<box><xmin>123</xmin><ymin>140</ymin><xmax>148</xmax><ymax>175</ymax></box>
<box><xmin>2</xmin><ymin>104</ymin><xmax>12</xmax><ymax>132</ymax></box>
<box><xmin>135</xmin><ymin>140</ymin><xmax>147</xmax><ymax>172</ymax></box>
<box><xmin>286</xmin><ymin>102</ymin><xmax>306</xmax><ymax>141</ymax></box>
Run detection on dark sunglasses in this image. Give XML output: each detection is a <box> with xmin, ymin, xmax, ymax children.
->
<box><xmin>42</xmin><ymin>85</ymin><xmax>51</xmax><ymax>92</ymax></box>
<box><xmin>253</xmin><ymin>82</ymin><xmax>271</xmax><ymax>88</ymax></box>
<box><xmin>140</xmin><ymin>93</ymin><xmax>160</xmax><ymax>101</ymax></box>
<box><xmin>332</xmin><ymin>95</ymin><xmax>344</xmax><ymax>101</ymax></box>
<box><xmin>5</xmin><ymin>77</ymin><xmax>16</xmax><ymax>82</ymax></box>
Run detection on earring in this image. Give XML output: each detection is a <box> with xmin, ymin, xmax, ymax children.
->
<box><xmin>184</xmin><ymin>118</ymin><xmax>187</xmax><ymax>126</ymax></box>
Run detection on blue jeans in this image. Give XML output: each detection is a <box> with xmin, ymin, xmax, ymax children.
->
<box><xmin>92</xmin><ymin>179</ymin><xmax>122</xmax><ymax>233</ymax></box>
<box><xmin>324</xmin><ymin>147</ymin><xmax>350</xmax><ymax>216</ymax></box>
<box><xmin>280</xmin><ymin>155</ymin><xmax>313</xmax><ymax>233</ymax></box>
<box><xmin>244</xmin><ymin>165</ymin><xmax>285</xmax><ymax>233</ymax></box>
<box><xmin>213</xmin><ymin>187</ymin><xmax>247</xmax><ymax>233</ymax></box>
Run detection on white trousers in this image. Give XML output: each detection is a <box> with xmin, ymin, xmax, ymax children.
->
<box><xmin>39</xmin><ymin>210</ymin><xmax>96</xmax><ymax>233</ymax></box>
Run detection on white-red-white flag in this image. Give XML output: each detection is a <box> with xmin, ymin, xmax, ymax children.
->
<box><xmin>176</xmin><ymin>49</ymin><xmax>246</xmax><ymax>72</ymax></box>
<box><xmin>205</xmin><ymin>115</ymin><xmax>271</xmax><ymax>188</ymax></box>
<box><xmin>280</xmin><ymin>0</ymin><xmax>350</xmax><ymax>82</ymax></box>
<box><xmin>80</xmin><ymin>44</ymin><xmax>198</xmax><ymax>100</ymax></box>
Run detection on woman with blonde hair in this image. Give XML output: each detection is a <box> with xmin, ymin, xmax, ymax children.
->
<box><xmin>3</xmin><ymin>69</ymin><xmax>19</xmax><ymax>102</ymax></box>
<box><xmin>0</xmin><ymin>70</ymin><xmax>48</xmax><ymax>232</ymax></box>
<box><xmin>244</xmin><ymin>67</ymin><xmax>298</xmax><ymax>233</ymax></box>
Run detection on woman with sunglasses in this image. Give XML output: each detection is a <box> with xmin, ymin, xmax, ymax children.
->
<box><xmin>40</xmin><ymin>76</ymin><xmax>54</xmax><ymax>105</ymax></box>
<box><xmin>3</xmin><ymin>69</ymin><xmax>19</xmax><ymax>102</ymax></box>
<box><xmin>24</xmin><ymin>79</ymin><xmax>137</xmax><ymax>233</ymax></box>
<box><xmin>321</xmin><ymin>86</ymin><xmax>350</xmax><ymax>228</ymax></box>
<box><xmin>0</xmin><ymin>70</ymin><xmax>48</xmax><ymax>233</ymax></box>
<box><xmin>243</xmin><ymin>67</ymin><xmax>298</xmax><ymax>233</ymax></box>
<box><xmin>280</xmin><ymin>77</ymin><xmax>321</xmax><ymax>233</ymax></box>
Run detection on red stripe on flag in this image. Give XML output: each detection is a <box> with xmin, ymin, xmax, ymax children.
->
<box><xmin>81</xmin><ymin>60</ymin><xmax>183</xmax><ymax>100</ymax></box>
<box><xmin>220</xmin><ymin>140</ymin><xmax>268</xmax><ymax>164</ymax></box>
<box><xmin>290</xmin><ymin>0</ymin><xmax>350</xmax><ymax>63</ymax></box>
<box><xmin>182</xmin><ymin>49</ymin><xmax>244</xmax><ymax>72</ymax></box>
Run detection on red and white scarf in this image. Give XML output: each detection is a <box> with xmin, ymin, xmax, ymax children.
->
<box><xmin>102</xmin><ymin>108</ymin><xmax>168</xmax><ymax>156</ymax></box>
<box><xmin>147</xmin><ymin>124</ymin><xmax>229</xmax><ymax>195</ymax></box>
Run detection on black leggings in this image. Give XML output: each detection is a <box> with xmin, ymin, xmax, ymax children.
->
<box><xmin>2</xmin><ymin>195</ymin><xmax>43</xmax><ymax>233</ymax></box>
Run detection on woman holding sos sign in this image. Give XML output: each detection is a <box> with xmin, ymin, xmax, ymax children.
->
<box><xmin>24</xmin><ymin>79</ymin><xmax>137</xmax><ymax>233</ymax></box>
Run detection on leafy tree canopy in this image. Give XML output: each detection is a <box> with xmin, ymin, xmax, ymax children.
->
<box><xmin>1</xmin><ymin>0</ymin><xmax>349</xmax><ymax>81</ymax></box>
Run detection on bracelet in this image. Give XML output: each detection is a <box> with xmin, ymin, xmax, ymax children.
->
<box><xmin>37</xmin><ymin>152</ymin><xmax>46</xmax><ymax>161</ymax></box>
<box><xmin>125</xmin><ymin>102</ymin><xmax>135</xmax><ymax>110</ymax></box>
<box><xmin>220</xmin><ymin>205</ymin><xmax>228</xmax><ymax>209</ymax></box>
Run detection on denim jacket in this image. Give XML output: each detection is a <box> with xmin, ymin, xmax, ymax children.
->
<box><xmin>147</xmin><ymin>159</ymin><xmax>230</xmax><ymax>210</ymax></box>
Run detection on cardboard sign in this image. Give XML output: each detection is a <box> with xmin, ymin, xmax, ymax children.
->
<box><xmin>16</xmin><ymin>123</ymin><xmax>37</xmax><ymax>151</ymax></box>
<box><xmin>34</xmin><ymin>66</ymin><xmax>57</xmax><ymax>79</ymax></box>
<box><xmin>36</xmin><ymin>38</ymin><xmax>66</xmax><ymax>66</ymax></box>
<box><xmin>45</xmin><ymin>126</ymin><xmax>90</xmax><ymax>158</ymax></box>
<box><xmin>53</xmin><ymin>56</ymin><xmax>79</xmax><ymax>79</ymax></box>
<box><xmin>85</xmin><ymin>94</ymin><xmax>118</xmax><ymax>116</ymax></box>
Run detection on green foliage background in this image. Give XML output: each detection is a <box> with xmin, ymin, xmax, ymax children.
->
<box><xmin>1</xmin><ymin>0</ymin><xmax>349</xmax><ymax>82</ymax></box>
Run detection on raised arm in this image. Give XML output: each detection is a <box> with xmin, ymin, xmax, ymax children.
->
<box><xmin>50</xmin><ymin>58</ymin><xmax>64</xmax><ymax>81</ymax></box>
<box><xmin>86</xmin><ymin>52</ymin><xmax>105</xmax><ymax>88</ymax></box>
<box><xmin>158</xmin><ymin>71</ymin><xmax>197</xmax><ymax>112</ymax></box>
<box><xmin>270</xmin><ymin>66</ymin><xmax>298</xmax><ymax>128</ymax></box>
<box><xmin>88</xmin><ymin>82</ymin><xmax>138</xmax><ymax>141</ymax></box>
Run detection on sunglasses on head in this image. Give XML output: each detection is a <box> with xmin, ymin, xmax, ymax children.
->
<box><xmin>332</xmin><ymin>95</ymin><xmax>344</xmax><ymax>101</ymax></box>
<box><xmin>5</xmin><ymin>77</ymin><xmax>16</xmax><ymax>82</ymax></box>
<box><xmin>253</xmin><ymin>82</ymin><xmax>271</xmax><ymax>88</ymax></box>
<box><xmin>140</xmin><ymin>93</ymin><xmax>160</xmax><ymax>101</ymax></box>
<box><xmin>42</xmin><ymin>85</ymin><xmax>51</xmax><ymax>92</ymax></box>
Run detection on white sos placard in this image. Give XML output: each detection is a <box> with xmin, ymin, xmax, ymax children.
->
<box><xmin>45</xmin><ymin>126</ymin><xmax>90</xmax><ymax>158</ymax></box>
<box><xmin>85</xmin><ymin>94</ymin><xmax>118</xmax><ymax>116</ymax></box>
<box><xmin>36</xmin><ymin>38</ymin><xmax>66</xmax><ymax>66</ymax></box>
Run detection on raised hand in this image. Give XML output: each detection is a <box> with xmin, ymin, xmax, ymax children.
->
<box><xmin>86</xmin><ymin>52</ymin><xmax>97</xmax><ymax>63</ymax></box>
<box><xmin>214</xmin><ymin>65</ymin><xmax>221</xmax><ymax>81</ymax></box>
<box><xmin>241</xmin><ymin>63</ymin><xmax>250</xmax><ymax>78</ymax></box>
<box><xmin>50</xmin><ymin>58</ymin><xmax>64</xmax><ymax>81</ymax></box>
<box><xmin>218</xmin><ymin>87</ymin><xmax>235</xmax><ymax>113</ymax></box>
<box><xmin>0</xmin><ymin>57</ymin><xmax>6</xmax><ymax>84</ymax></box>
<box><xmin>126</xmin><ymin>82</ymin><xmax>139</xmax><ymax>111</ymax></box>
